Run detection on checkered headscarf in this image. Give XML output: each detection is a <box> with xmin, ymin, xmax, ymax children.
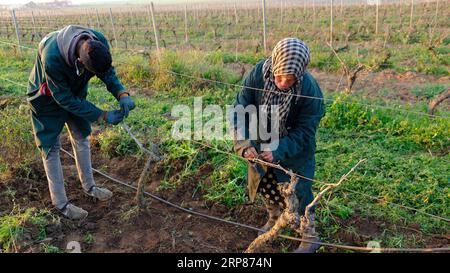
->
<box><xmin>261</xmin><ymin>38</ymin><xmax>310</xmax><ymax>137</ymax></box>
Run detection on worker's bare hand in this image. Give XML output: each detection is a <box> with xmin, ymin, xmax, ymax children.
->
<box><xmin>243</xmin><ymin>147</ymin><xmax>258</xmax><ymax>160</ymax></box>
<box><xmin>260</xmin><ymin>151</ymin><xmax>273</xmax><ymax>162</ymax></box>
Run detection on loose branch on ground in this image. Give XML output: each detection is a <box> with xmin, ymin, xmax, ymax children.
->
<box><xmin>428</xmin><ymin>88</ymin><xmax>450</xmax><ymax>116</ymax></box>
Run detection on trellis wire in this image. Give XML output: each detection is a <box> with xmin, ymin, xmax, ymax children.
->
<box><xmin>0</xmin><ymin>72</ymin><xmax>449</xmax><ymax>224</ymax></box>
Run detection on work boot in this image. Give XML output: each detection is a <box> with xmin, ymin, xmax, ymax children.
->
<box><xmin>258</xmin><ymin>200</ymin><xmax>281</xmax><ymax>235</ymax></box>
<box><xmin>85</xmin><ymin>186</ymin><xmax>113</xmax><ymax>201</ymax></box>
<box><xmin>294</xmin><ymin>213</ymin><xmax>321</xmax><ymax>253</ymax></box>
<box><xmin>59</xmin><ymin>203</ymin><xmax>88</xmax><ymax>220</ymax></box>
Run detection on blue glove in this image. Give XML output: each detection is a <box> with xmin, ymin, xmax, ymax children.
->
<box><xmin>105</xmin><ymin>110</ymin><xmax>124</xmax><ymax>125</ymax></box>
<box><xmin>119</xmin><ymin>95</ymin><xmax>135</xmax><ymax>118</ymax></box>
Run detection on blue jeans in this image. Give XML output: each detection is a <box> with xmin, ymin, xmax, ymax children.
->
<box><xmin>295</xmin><ymin>179</ymin><xmax>314</xmax><ymax>216</ymax></box>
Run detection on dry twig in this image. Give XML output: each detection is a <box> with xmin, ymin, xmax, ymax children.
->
<box><xmin>245</xmin><ymin>158</ymin><xmax>367</xmax><ymax>253</ymax></box>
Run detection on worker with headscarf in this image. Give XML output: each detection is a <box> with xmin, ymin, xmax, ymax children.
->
<box><xmin>232</xmin><ymin>38</ymin><xmax>325</xmax><ymax>253</ymax></box>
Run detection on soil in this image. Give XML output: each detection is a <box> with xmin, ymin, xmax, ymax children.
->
<box><xmin>0</xmin><ymin>133</ymin><xmax>275</xmax><ymax>253</ymax></box>
<box><xmin>310</xmin><ymin>68</ymin><xmax>449</xmax><ymax>107</ymax></box>
<box><xmin>0</xmin><ymin>68</ymin><xmax>448</xmax><ymax>253</ymax></box>
<box><xmin>1</xmin><ymin>131</ymin><xmax>448</xmax><ymax>253</ymax></box>
<box><xmin>228</xmin><ymin>63</ymin><xmax>449</xmax><ymax>109</ymax></box>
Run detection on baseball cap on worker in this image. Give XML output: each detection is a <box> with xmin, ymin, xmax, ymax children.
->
<box><xmin>79</xmin><ymin>39</ymin><xmax>112</xmax><ymax>76</ymax></box>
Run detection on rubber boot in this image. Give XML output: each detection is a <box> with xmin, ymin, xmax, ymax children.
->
<box><xmin>294</xmin><ymin>213</ymin><xmax>321</xmax><ymax>253</ymax></box>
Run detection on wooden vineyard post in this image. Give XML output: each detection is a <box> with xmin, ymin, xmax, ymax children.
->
<box><xmin>280</xmin><ymin>0</ymin><xmax>283</xmax><ymax>26</ymax></box>
<box><xmin>86</xmin><ymin>9</ymin><xmax>92</xmax><ymax>27</ymax></box>
<box><xmin>434</xmin><ymin>0</ymin><xmax>439</xmax><ymax>29</ymax></box>
<box><xmin>184</xmin><ymin>4</ymin><xmax>188</xmax><ymax>43</ymax></box>
<box><xmin>409</xmin><ymin>0</ymin><xmax>414</xmax><ymax>30</ymax></box>
<box><xmin>11</xmin><ymin>9</ymin><xmax>22</xmax><ymax>55</ymax></box>
<box><xmin>234</xmin><ymin>2</ymin><xmax>238</xmax><ymax>25</ymax></box>
<box><xmin>148</xmin><ymin>2</ymin><xmax>160</xmax><ymax>61</ymax></box>
<box><xmin>108</xmin><ymin>8</ymin><xmax>118</xmax><ymax>48</ymax></box>
<box><xmin>261</xmin><ymin>0</ymin><xmax>267</xmax><ymax>54</ymax></box>
<box><xmin>95</xmin><ymin>8</ymin><xmax>101</xmax><ymax>29</ymax></box>
<box><xmin>31</xmin><ymin>11</ymin><xmax>38</xmax><ymax>41</ymax></box>
<box><xmin>376</xmin><ymin>0</ymin><xmax>379</xmax><ymax>35</ymax></box>
<box><xmin>313</xmin><ymin>0</ymin><xmax>316</xmax><ymax>25</ymax></box>
<box><xmin>330</xmin><ymin>0</ymin><xmax>333</xmax><ymax>48</ymax></box>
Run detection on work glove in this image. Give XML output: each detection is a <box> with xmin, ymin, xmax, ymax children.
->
<box><xmin>104</xmin><ymin>110</ymin><xmax>124</xmax><ymax>125</ymax></box>
<box><xmin>119</xmin><ymin>94</ymin><xmax>135</xmax><ymax>118</ymax></box>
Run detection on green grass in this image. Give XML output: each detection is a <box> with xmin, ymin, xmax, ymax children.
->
<box><xmin>0</xmin><ymin>47</ymin><xmax>34</xmax><ymax>96</ymax></box>
<box><xmin>0</xmin><ymin>207</ymin><xmax>59</xmax><ymax>252</ymax></box>
<box><xmin>0</xmin><ymin>104</ymin><xmax>39</xmax><ymax>179</ymax></box>
<box><xmin>0</xmin><ymin>44</ymin><xmax>448</xmax><ymax>250</ymax></box>
<box><xmin>41</xmin><ymin>244</ymin><xmax>60</xmax><ymax>253</ymax></box>
<box><xmin>201</xmin><ymin>146</ymin><xmax>247</xmax><ymax>206</ymax></box>
<box><xmin>84</xmin><ymin>233</ymin><xmax>95</xmax><ymax>245</ymax></box>
<box><xmin>411</xmin><ymin>84</ymin><xmax>449</xmax><ymax>99</ymax></box>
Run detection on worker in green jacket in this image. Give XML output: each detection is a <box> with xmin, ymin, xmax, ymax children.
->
<box><xmin>232</xmin><ymin>38</ymin><xmax>325</xmax><ymax>253</ymax></box>
<box><xmin>27</xmin><ymin>25</ymin><xmax>135</xmax><ymax>220</ymax></box>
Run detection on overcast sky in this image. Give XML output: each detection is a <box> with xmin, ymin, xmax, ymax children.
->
<box><xmin>0</xmin><ymin>0</ymin><xmax>106</xmax><ymax>5</ymax></box>
<box><xmin>0</xmin><ymin>0</ymin><xmax>88</xmax><ymax>4</ymax></box>
<box><xmin>0</xmin><ymin>0</ymin><xmax>194</xmax><ymax>6</ymax></box>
